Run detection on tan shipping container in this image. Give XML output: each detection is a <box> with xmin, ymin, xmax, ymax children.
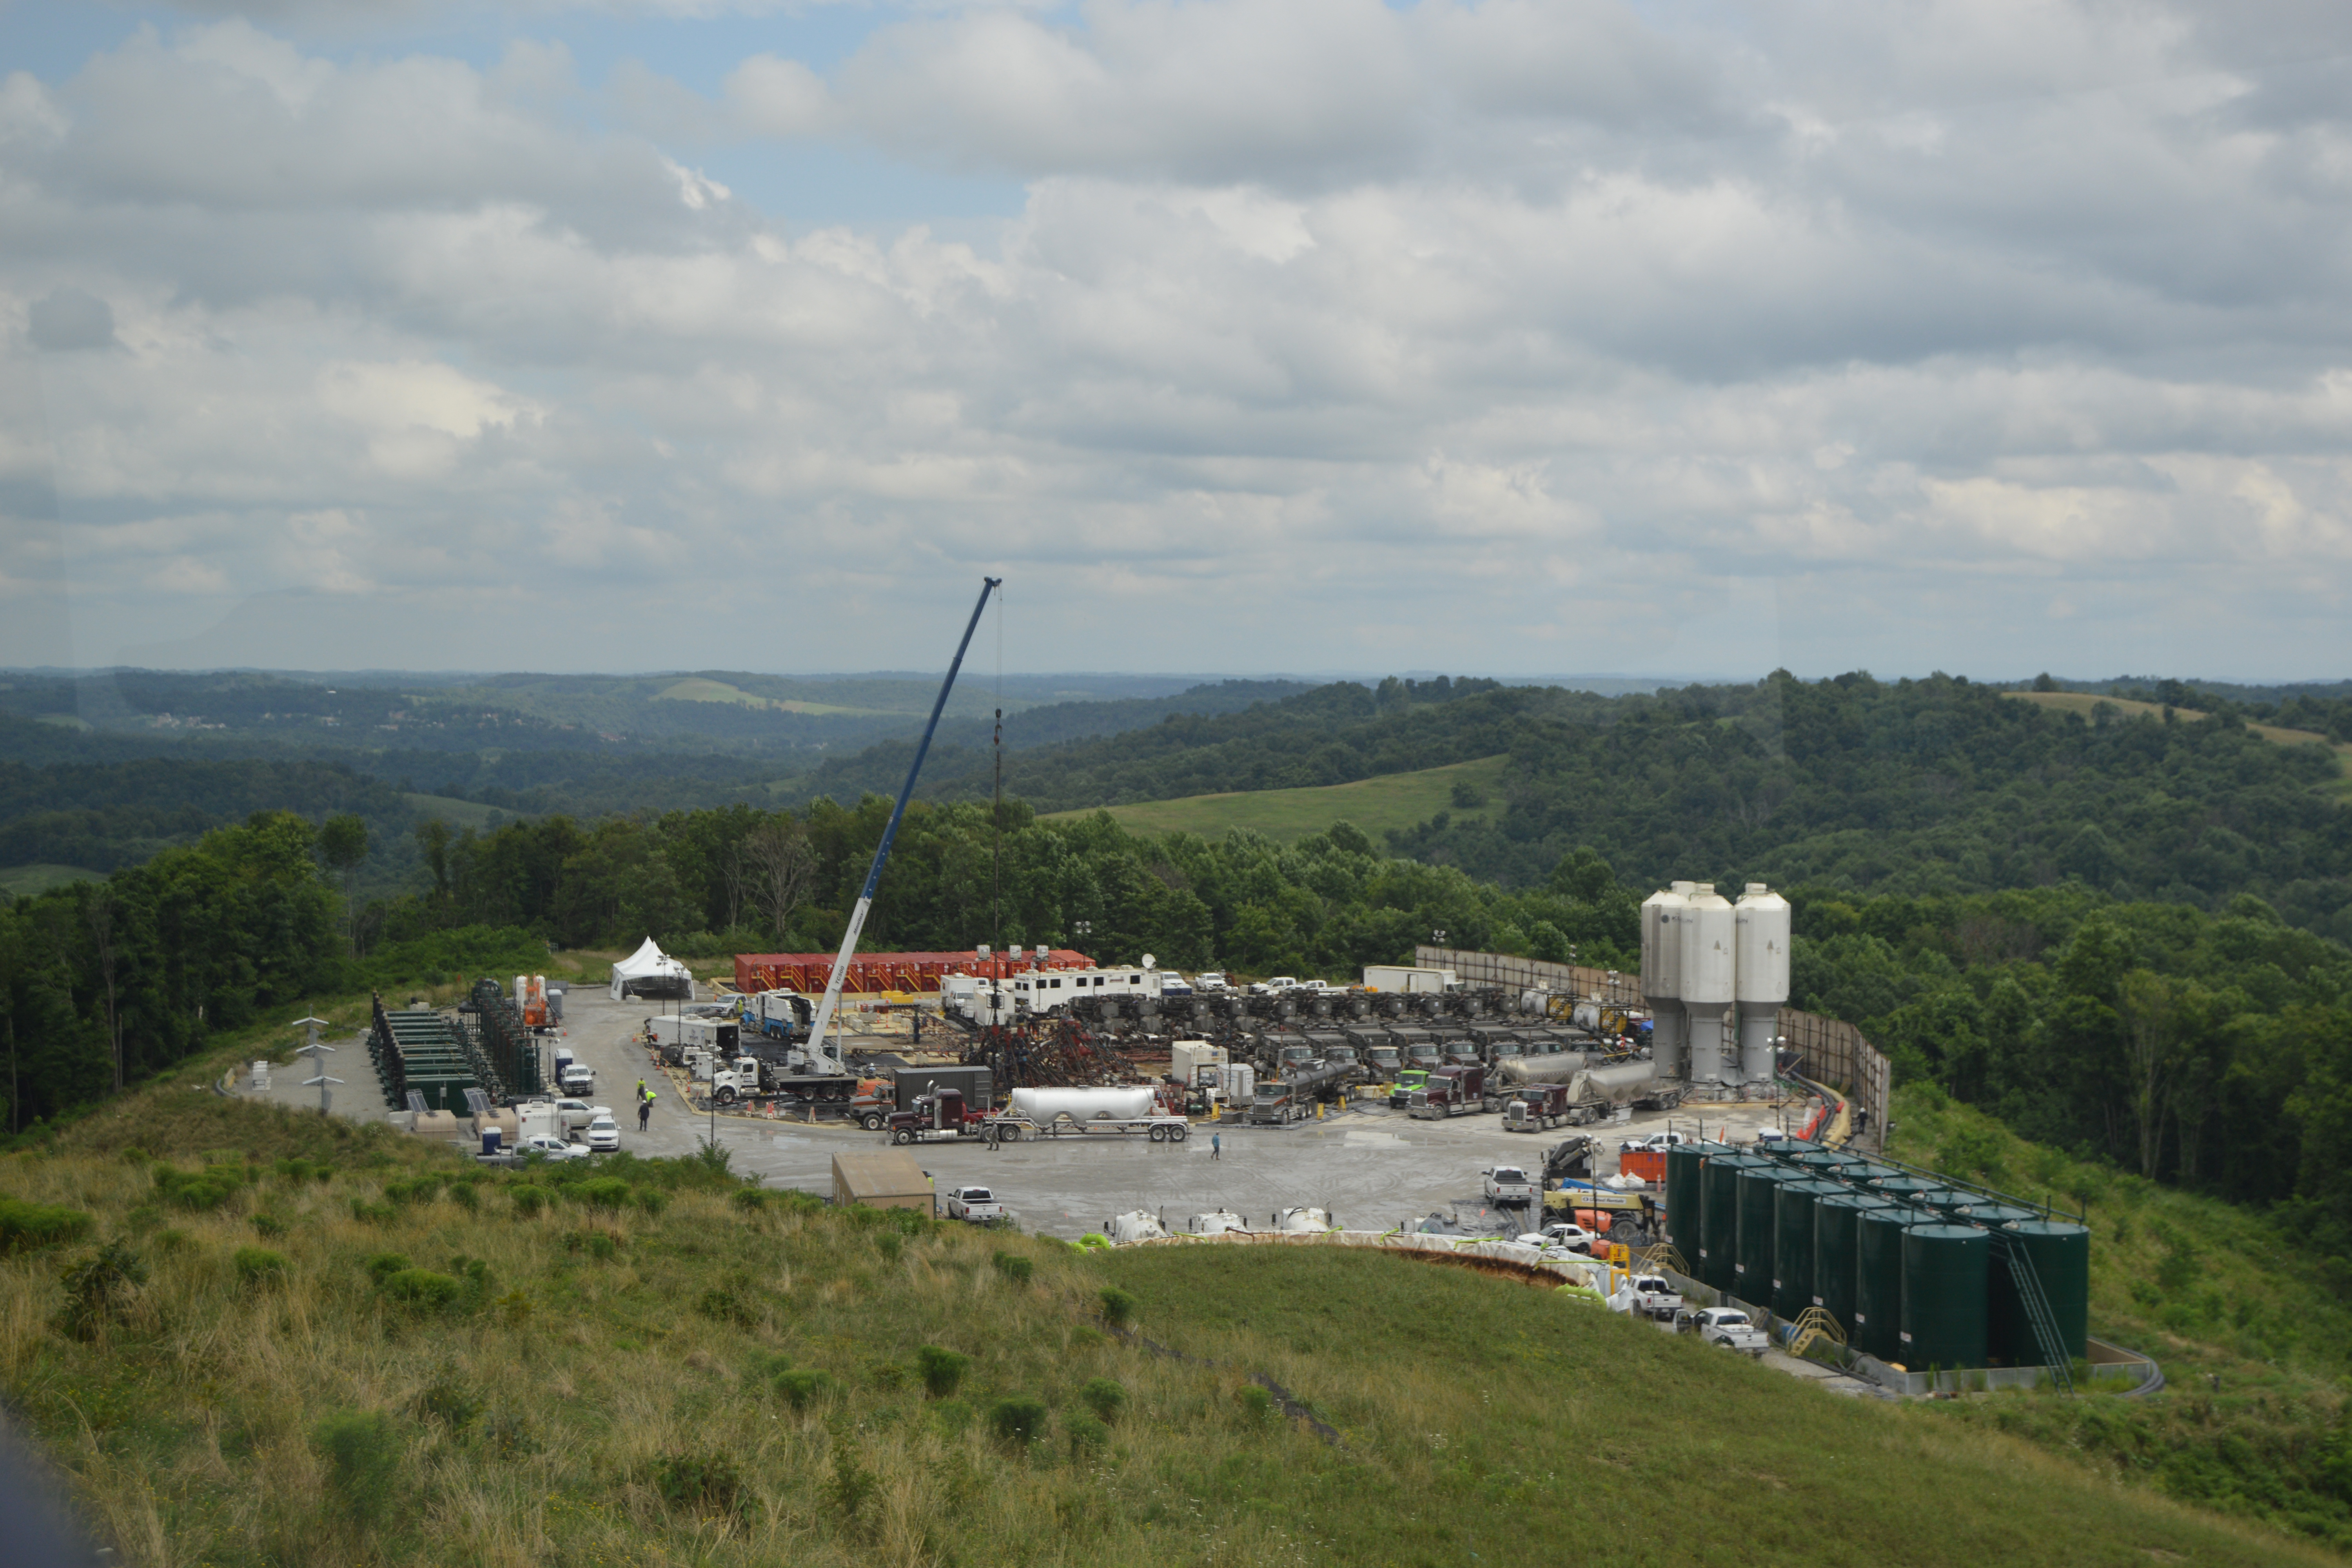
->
<box><xmin>831</xmin><ymin>1151</ymin><xmax>935</xmax><ymax>1215</ymax></box>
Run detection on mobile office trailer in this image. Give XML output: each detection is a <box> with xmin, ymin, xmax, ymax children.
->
<box><xmin>1362</xmin><ymin>965</ymin><xmax>1456</xmax><ymax>994</ymax></box>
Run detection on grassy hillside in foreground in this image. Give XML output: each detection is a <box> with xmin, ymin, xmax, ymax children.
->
<box><xmin>1041</xmin><ymin>754</ymin><xmax>1510</xmax><ymax>843</ymax></box>
<box><xmin>1887</xmin><ymin>1084</ymin><xmax>2352</xmax><ymax>1544</ymax></box>
<box><xmin>0</xmin><ymin>1096</ymin><xmax>2334</xmax><ymax>1567</ymax></box>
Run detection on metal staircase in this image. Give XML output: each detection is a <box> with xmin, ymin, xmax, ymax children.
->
<box><xmin>1991</xmin><ymin>1232</ymin><xmax>2074</xmax><ymax>1393</ymax></box>
<box><xmin>1786</xmin><ymin>1306</ymin><xmax>1847</xmax><ymax>1360</ymax></box>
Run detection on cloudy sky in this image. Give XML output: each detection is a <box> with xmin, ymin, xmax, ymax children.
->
<box><xmin>4</xmin><ymin>0</ymin><xmax>2350</xmax><ymax>681</ymax></box>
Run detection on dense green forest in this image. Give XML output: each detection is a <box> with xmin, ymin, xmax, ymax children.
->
<box><xmin>9</xmin><ymin>667</ymin><xmax>2352</xmax><ymax>1260</ymax></box>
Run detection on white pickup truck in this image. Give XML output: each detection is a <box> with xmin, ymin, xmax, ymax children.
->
<box><xmin>1483</xmin><ymin>1165</ymin><xmax>1540</xmax><ymax>1209</ymax></box>
<box><xmin>1684</xmin><ymin>1306</ymin><xmax>1768</xmax><ymax>1357</ymax></box>
<box><xmin>944</xmin><ymin>1185</ymin><xmax>1004</xmax><ymax>1224</ymax></box>
<box><xmin>1614</xmin><ymin>1274</ymin><xmax>1684</xmax><ymax>1320</ymax></box>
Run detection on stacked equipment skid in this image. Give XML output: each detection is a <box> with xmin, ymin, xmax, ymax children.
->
<box><xmin>461</xmin><ymin>978</ymin><xmax>546</xmax><ymax>1099</ymax></box>
<box><xmin>369</xmin><ymin>993</ymin><xmax>483</xmax><ymax>1112</ymax></box>
<box><xmin>1663</xmin><ymin>1140</ymin><xmax>2091</xmax><ymax>1377</ymax></box>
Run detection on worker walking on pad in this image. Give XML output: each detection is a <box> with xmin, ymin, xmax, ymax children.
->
<box><xmin>639</xmin><ymin>1093</ymin><xmax>653</xmax><ymax>1132</ymax></box>
<box><xmin>1211</xmin><ymin>1131</ymin><xmax>1221</xmax><ymax>1161</ymax></box>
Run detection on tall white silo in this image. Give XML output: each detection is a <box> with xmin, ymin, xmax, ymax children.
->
<box><xmin>1679</xmin><ymin>882</ymin><xmax>1735</xmax><ymax>1085</ymax></box>
<box><xmin>1734</xmin><ymin>882</ymin><xmax>1791</xmax><ymax>1085</ymax></box>
<box><xmin>1639</xmin><ymin>882</ymin><xmax>1692</xmax><ymax>1078</ymax></box>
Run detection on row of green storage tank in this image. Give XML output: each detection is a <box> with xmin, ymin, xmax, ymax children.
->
<box><xmin>1664</xmin><ymin>1142</ymin><xmax>2089</xmax><ymax>1370</ymax></box>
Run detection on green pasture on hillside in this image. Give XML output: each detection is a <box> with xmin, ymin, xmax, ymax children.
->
<box><xmin>1044</xmin><ymin>753</ymin><xmax>1510</xmax><ymax>842</ymax></box>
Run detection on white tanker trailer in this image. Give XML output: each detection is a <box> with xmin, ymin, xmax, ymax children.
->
<box><xmin>1496</xmin><ymin>1052</ymin><xmax>1595</xmax><ymax>1087</ymax></box>
<box><xmin>1557</xmin><ymin>1062</ymin><xmax>1685</xmax><ymax>1124</ymax></box>
<box><xmin>987</xmin><ymin>1085</ymin><xmax>1192</xmax><ymax>1143</ymax></box>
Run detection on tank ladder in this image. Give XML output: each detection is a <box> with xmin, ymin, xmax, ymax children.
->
<box><xmin>1635</xmin><ymin>1242</ymin><xmax>1691</xmax><ymax>1278</ymax></box>
<box><xmin>1991</xmin><ymin>1232</ymin><xmax>2074</xmax><ymax>1394</ymax></box>
<box><xmin>1786</xmin><ymin>1306</ymin><xmax>1848</xmax><ymax>1360</ymax></box>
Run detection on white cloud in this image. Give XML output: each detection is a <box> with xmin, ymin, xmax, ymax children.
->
<box><xmin>4</xmin><ymin>5</ymin><xmax>2351</xmax><ymax>677</ymax></box>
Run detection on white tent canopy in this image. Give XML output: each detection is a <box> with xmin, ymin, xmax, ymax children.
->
<box><xmin>610</xmin><ymin>937</ymin><xmax>695</xmax><ymax>1001</ymax></box>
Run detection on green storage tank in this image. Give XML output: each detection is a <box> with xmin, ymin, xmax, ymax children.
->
<box><xmin>1794</xmin><ymin>1150</ymin><xmax>1862</xmax><ymax>1179</ymax></box>
<box><xmin>1734</xmin><ymin>1164</ymin><xmax>1795</xmax><ymax>1308</ymax></box>
<box><xmin>1909</xmin><ymin>1187</ymin><xmax>1973</xmax><ymax>1210</ymax></box>
<box><xmin>1853</xmin><ymin>1204</ymin><xmax>1926</xmax><ymax>1361</ymax></box>
<box><xmin>1842</xmin><ymin>1161</ymin><xmax>1902</xmax><ymax>1185</ymax></box>
<box><xmin>1870</xmin><ymin>1175</ymin><xmax>1935</xmax><ymax>1201</ymax></box>
<box><xmin>1992</xmin><ymin>1220</ymin><xmax>2091</xmax><ymax>1365</ymax></box>
<box><xmin>1813</xmin><ymin>1192</ymin><xmax>1893</xmax><ymax>1331</ymax></box>
<box><xmin>1956</xmin><ymin>1202</ymin><xmax>2038</xmax><ymax>1228</ymax></box>
<box><xmin>1772</xmin><ymin>1179</ymin><xmax>1846</xmax><ymax>1321</ymax></box>
<box><xmin>1700</xmin><ymin>1154</ymin><xmax>1766</xmax><ymax>1294</ymax></box>
<box><xmin>1665</xmin><ymin>1142</ymin><xmax>1726</xmax><ymax>1264</ymax></box>
<box><xmin>1901</xmin><ymin>1224</ymin><xmax>1992</xmax><ymax>1371</ymax></box>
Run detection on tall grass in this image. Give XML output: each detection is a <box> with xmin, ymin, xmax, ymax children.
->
<box><xmin>0</xmin><ymin>1092</ymin><xmax>2335</xmax><ymax>1566</ymax></box>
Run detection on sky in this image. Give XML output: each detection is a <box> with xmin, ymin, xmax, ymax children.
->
<box><xmin>4</xmin><ymin>0</ymin><xmax>2352</xmax><ymax>682</ymax></box>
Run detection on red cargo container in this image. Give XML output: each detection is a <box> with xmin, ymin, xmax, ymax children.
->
<box><xmin>1619</xmin><ymin>1149</ymin><xmax>1667</xmax><ymax>1183</ymax></box>
<box><xmin>732</xmin><ymin>949</ymin><xmax>1097</xmax><ymax>995</ymax></box>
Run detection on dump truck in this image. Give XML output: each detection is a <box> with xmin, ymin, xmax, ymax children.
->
<box><xmin>1407</xmin><ymin>1064</ymin><xmax>1502</xmax><ymax>1119</ymax></box>
<box><xmin>1249</xmin><ymin>1060</ymin><xmax>1347</xmax><ymax>1125</ymax></box>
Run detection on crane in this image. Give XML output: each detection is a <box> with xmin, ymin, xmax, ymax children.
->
<box><xmin>802</xmin><ymin>577</ymin><xmax>1002</xmax><ymax>1069</ymax></box>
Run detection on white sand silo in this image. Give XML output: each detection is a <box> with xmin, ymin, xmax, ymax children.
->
<box><xmin>1679</xmin><ymin>882</ymin><xmax>1735</xmax><ymax>1085</ymax></box>
<box><xmin>1734</xmin><ymin>882</ymin><xmax>1791</xmax><ymax>1086</ymax></box>
<box><xmin>1640</xmin><ymin>881</ymin><xmax>1692</xmax><ymax>1078</ymax></box>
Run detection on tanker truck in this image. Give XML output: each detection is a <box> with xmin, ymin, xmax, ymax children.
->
<box><xmin>1495</xmin><ymin>1052</ymin><xmax>1596</xmax><ymax>1088</ymax></box>
<box><xmin>1559</xmin><ymin>1062</ymin><xmax>1684</xmax><ymax>1125</ymax></box>
<box><xmin>986</xmin><ymin>1085</ymin><xmax>1192</xmax><ymax>1143</ymax></box>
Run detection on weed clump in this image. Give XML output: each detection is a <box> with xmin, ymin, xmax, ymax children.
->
<box><xmin>414</xmin><ymin>1369</ymin><xmax>483</xmax><ymax>1434</ymax></box>
<box><xmin>0</xmin><ymin>1197</ymin><xmax>93</xmax><ymax>1254</ymax></box>
<box><xmin>248</xmin><ymin>1211</ymin><xmax>287</xmax><ymax>1240</ymax></box>
<box><xmin>775</xmin><ymin>1369</ymin><xmax>837</xmax><ymax>1411</ymax></box>
<box><xmin>651</xmin><ymin>1450</ymin><xmax>744</xmax><ymax>1515</ymax></box>
<box><xmin>916</xmin><ymin>1344</ymin><xmax>971</xmax><ymax>1398</ymax></box>
<box><xmin>273</xmin><ymin>1156</ymin><xmax>333</xmax><ymax>1183</ymax></box>
<box><xmin>991</xmin><ymin>1250</ymin><xmax>1034</xmax><ymax>1285</ymax></box>
<box><xmin>508</xmin><ymin>1185</ymin><xmax>550</xmax><ymax>1217</ymax></box>
<box><xmin>1099</xmin><ymin>1286</ymin><xmax>1138</xmax><ymax>1328</ymax></box>
<box><xmin>1078</xmin><ymin>1376</ymin><xmax>1128</xmax><ymax>1424</ymax></box>
<box><xmin>1066</xmin><ymin>1412</ymin><xmax>1109</xmax><ymax>1459</ymax></box>
<box><xmin>348</xmin><ymin>1198</ymin><xmax>396</xmax><ymax>1225</ymax></box>
<box><xmin>233</xmin><ymin>1246</ymin><xmax>288</xmax><ymax>1285</ymax></box>
<box><xmin>363</xmin><ymin>1252</ymin><xmax>412</xmax><ymax>1284</ymax></box>
<box><xmin>1236</xmin><ymin>1385</ymin><xmax>1278</xmax><ymax>1426</ymax></box>
<box><xmin>731</xmin><ymin>1187</ymin><xmax>768</xmax><ymax>1212</ymax></box>
<box><xmin>154</xmin><ymin>1163</ymin><xmax>247</xmax><ymax>1212</ymax></box>
<box><xmin>312</xmin><ymin>1410</ymin><xmax>401</xmax><ymax>1522</ymax></box>
<box><xmin>55</xmin><ymin>1240</ymin><xmax>146</xmax><ymax>1339</ymax></box>
<box><xmin>696</xmin><ymin>1285</ymin><xmax>753</xmax><ymax>1325</ymax></box>
<box><xmin>579</xmin><ymin>1177</ymin><xmax>632</xmax><ymax>1211</ymax></box>
<box><xmin>379</xmin><ymin>1268</ymin><xmax>462</xmax><ymax>1310</ymax></box>
<box><xmin>989</xmin><ymin>1395</ymin><xmax>1050</xmax><ymax>1447</ymax></box>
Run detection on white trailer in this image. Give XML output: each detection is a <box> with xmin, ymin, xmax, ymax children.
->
<box><xmin>985</xmin><ymin>1085</ymin><xmax>1191</xmax><ymax>1143</ymax></box>
<box><xmin>1362</xmin><ymin>965</ymin><xmax>1456</xmax><ymax>994</ymax></box>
